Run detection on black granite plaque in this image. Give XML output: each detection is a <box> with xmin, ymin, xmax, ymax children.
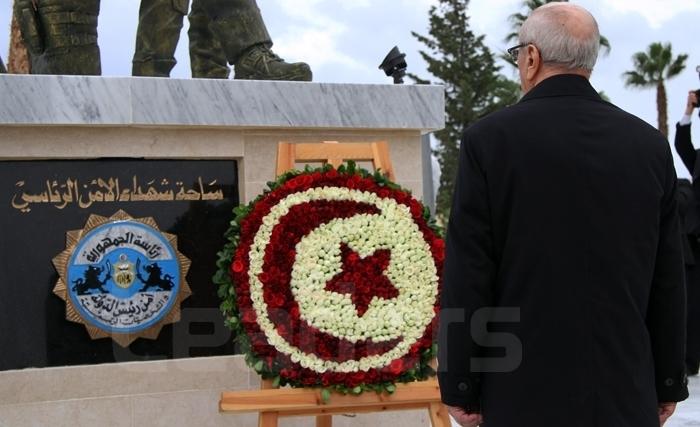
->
<box><xmin>0</xmin><ymin>160</ymin><xmax>239</xmax><ymax>371</ymax></box>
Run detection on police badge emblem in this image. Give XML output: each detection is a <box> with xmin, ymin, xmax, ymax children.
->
<box><xmin>113</xmin><ymin>254</ymin><xmax>136</xmax><ymax>289</ymax></box>
<box><xmin>52</xmin><ymin>210</ymin><xmax>191</xmax><ymax>347</ymax></box>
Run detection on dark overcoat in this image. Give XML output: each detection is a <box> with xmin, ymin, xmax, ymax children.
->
<box><xmin>438</xmin><ymin>74</ymin><xmax>689</xmax><ymax>427</ymax></box>
<box><xmin>674</xmin><ymin>123</ymin><xmax>700</xmax><ymax>369</ymax></box>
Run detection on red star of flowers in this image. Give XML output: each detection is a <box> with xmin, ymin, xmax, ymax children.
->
<box><xmin>325</xmin><ymin>242</ymin><xmax>399</xmax><ymax>317</ymax></box>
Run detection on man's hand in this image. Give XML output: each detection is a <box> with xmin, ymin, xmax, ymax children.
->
<box><xmin>686</xmin><ymin>91</ymin><xmax>698</xmax><ymax>115</ymax></box>
<box><xmin>447</xmin><ymin>405</ymin><xmax>483</xmax><ymax>427</ymax></box>
<box><xmin>658</xmin><ymin>402</ymin><xmax>677</xmax><ymax>426</ymax></box>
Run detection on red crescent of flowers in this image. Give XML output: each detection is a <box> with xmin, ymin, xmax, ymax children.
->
<box><xmin>221</xmin><ymin>167</ymin><xmax>444</xmax><ymax>390</ymax></box>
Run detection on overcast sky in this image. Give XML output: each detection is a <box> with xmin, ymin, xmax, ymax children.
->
<box><xmin>0</xmin><ymin>0</ymin><xmax>699</xmax><ymax>177</ymax></box>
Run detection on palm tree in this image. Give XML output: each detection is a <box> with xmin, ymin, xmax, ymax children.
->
<box><xmin>623</xmin><ymin>42</ymin><xmax>687</xmax><ymax>138</ymax></box>
<box><xmin>505</xmin><ymin>0</ymin><xmax>611</xmax><ymax>55</ymax></box>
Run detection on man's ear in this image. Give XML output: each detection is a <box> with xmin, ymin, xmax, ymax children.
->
<box><xmin>525</xmin><ymin>44</ymin><xmax>540</xmax><ymax>81</ymax></box>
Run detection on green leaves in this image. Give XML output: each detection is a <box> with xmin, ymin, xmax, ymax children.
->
<box><xmin>623</xmin><ymin>41</ymin><xmax>688</xmax><ymax>137</ymax></box>
<box><xmin>625</xmin><ymin>42</ymin><xmax>688</xmax><ymax>87</ymax></box>
<box><xmin>321</xmin><ymin>388</ymin><xmax>332</xmax><ymax>404</ymax></box>
<box><xmin>410</xmin><ymin>0</ymin><xmax>520</xmax><ymax>226</ymax></box>
<box><xmin>219</xmin><ymin>299</ymin><xmax>233</xmax><ymax>314</ymax></box>
<box><xmin>212</xmin><ymin>270</ymin><xmax>228</xmax><ymax>286</ymax></box>
<box><xmin>225</xmin><ymin>316</ymin><xmax>239</xmax><ymax>329</ymax></box>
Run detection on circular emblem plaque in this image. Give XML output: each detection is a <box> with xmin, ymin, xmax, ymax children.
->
<box><xmin>53</xmin><ymin>210</ymin><xmax>191</xmax><ymax>347</ymax></box>
<box><xmin>217</xmin><ymin>165</ymin><xmax>444</xmax><ymax>393</ymax></box>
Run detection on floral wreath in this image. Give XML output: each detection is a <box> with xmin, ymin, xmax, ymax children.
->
<box><xmin>215</xmin><ymin>162</ymin><xmax>444</xmax><ymax>397</ymax></box>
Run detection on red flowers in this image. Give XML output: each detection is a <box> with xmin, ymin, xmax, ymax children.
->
<box><xmin>325</xmin><ymin>243</ymin><xmax>398</xmax><ymax>317</ymax></box>
<box><xmin>225</xmin><ymin>167</ymin><xmax>444</xmax><ymax>390</ymax></box>
<box><xmin>231</xmin><ymin>260</ymin><xmax>245</xmax><ymax>273</ymax></box>
<box><xmin>388</xmin><ymin>359</ymin><xmax>404</xmax><ymax>375</ymax></box>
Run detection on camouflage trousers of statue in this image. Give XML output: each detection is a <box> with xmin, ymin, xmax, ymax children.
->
<box><xmin>14</xmin><ymin>0</ymin><xmax>101</xmax><ymax>75</ymax></box>
<box><xmin>132</xmin><ymin>0</ymin><xmax>271</xmax><ymax>78</ymax></box>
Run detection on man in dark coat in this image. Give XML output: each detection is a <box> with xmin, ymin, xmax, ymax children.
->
<box><xmin>438</xmin><ymin>3</ymin><xmax>689</xmax><ymax>427</ymax></box>
<box><xmin>674</xmin><ymin>91</ymin><xmax>700</xmax><ymax>376</ymax></box>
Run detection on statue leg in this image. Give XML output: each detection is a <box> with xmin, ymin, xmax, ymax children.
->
<box><xmin>132</xmin><ymin>0</ymin><xmax>189</xmax><ymax>77</ymax></box>
<box><xmin>197</xmin><ymin>0</ymin><xmax>311</xmax><ymax>81</ymax></box>
<box><xmin>188</xmin><ymin>0</ymin><xmax>230</xmax><ymax>79</ymax></box>
<box><xmin>0</xmin><ymin>56</ymin><xmax>6</xmax><ymax>73</ymax></box>
<box><xmin>15</xmin><ymin>0</ymin><xmax>102</xmax><ymax>75</ymax></box>
<box><xmin>195</xmin><ymin>0</ymin><xmax>270</xmax><ymax>63</ymax></box>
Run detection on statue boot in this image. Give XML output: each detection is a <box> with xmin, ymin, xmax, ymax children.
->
<box><xmin>197</xmin><ymin>0</ymin><xmax>312</xmax><ymax>81</ymax></box>
<box><xmin>233</xmin><ymin>44</ymin><xmax>311</xmax><ymax>81</ymax></box>
<box><xmin>0</xmin><ymin>56</ymin><xmax>6</xmax><ymax>73</ymax></box>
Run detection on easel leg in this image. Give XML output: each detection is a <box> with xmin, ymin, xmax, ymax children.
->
<box><xmin>316</xmin><ymin>415</ymin><xmax>333</xmax><ymax>427</ymax></box>
<box><xmin>258</xmin><ymin>411</ymin><xmax>279</xmax><ymax>427</ymax></box>
<box><xmin>258</xmin><ymin>379</ymin><xmax>279</xmax><ymax>427</ymax></box>
<box><xmin>428</xmin><ymin>403</ymin><xmax>451</xmax><ymax>427</ymax></box>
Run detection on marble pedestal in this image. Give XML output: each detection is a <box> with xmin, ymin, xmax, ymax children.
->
<box><xmin>0</xmin><ymin>75</ymin><xmax>444</xmax><ymax>427</ymax></box>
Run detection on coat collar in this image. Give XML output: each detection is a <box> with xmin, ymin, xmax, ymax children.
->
<box><xmin>519</xmin><ymin>74</ymin><xmax>601</xmax><ymax>103</ymax></box>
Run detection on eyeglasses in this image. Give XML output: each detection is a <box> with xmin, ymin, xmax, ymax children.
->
<box><xmin>506</xmin><ymin>43</ymin><xmax>530</xmax><ymax>62</ymax></box>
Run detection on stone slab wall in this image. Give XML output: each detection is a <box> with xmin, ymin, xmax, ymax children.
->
<box><xmin>0</xmin><ymin>355</ymin><xmax>431</xmax><ymax>427</ymax></box>
<box><xmin>0</xmin><ymin>76</ymin><xmax>444</xmax><ymax>427</ymax></box>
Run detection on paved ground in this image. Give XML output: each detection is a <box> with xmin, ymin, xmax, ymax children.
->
<box><xmin>668</xmin><ymin>375</ymin><xmax>700</xmax><ymax>426</ymax></box>
<box><xmin>449</xmin><ymin>375</ymin><xmax>700</xmax><ymax>426</ymax></box>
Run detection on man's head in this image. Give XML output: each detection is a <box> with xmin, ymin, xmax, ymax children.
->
<box><xmin>513</xmin><ymin>2</ymin><xmax>600</xmax><ymax>93</ymax></box>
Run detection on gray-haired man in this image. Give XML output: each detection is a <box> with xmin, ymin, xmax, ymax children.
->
<box><xmin>439</xmin><ymin>3</ymin><xmax>688</xmax><ymax>426</ymax></box>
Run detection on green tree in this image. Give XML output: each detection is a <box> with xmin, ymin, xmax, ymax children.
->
<box><xmin>623</xmin><ymin>42</ymin><xmax>687</xmax><ymax>137</ymax></box>
<box><xmin>505</xmin><ymin>0</ymin><xmax>611</xmax><ymax>58</ymax></box>
<box><xmin>410</xmin><ymin>0</ymin><xmax>519</xmax><ymax>225</ymax></box>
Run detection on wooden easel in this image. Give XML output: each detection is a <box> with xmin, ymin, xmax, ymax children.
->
<box><xmin>220</xmin><ymin>379</ymin><xmax>451</xmax><ymax>427</ymax></box>
<box><xmin>276</xmin><ymin>140</ymin><xmax>395</xmax><ymax>180</ymax></box>
<box><xmin>219</xmin><ymin>140</ymin><xmax>450</xmax><ymax>427</ymax></box>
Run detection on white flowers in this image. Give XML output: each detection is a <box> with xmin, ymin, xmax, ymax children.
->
<box><xmin>246</xmin><ymin>186</ymin><xmax>439</xmax><ymax>373</ymax></box>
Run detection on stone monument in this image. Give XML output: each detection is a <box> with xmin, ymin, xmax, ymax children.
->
<box><xmin>0</xmin><ymin>75</ymin><xmax>443</xmax><ymax>427</ymax></box>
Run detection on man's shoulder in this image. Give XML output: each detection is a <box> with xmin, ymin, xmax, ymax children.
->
<box><xmin>461</xmin><ymin>104</ymin><xmax>524</xmax><ymax>144</ymax></box>
<box><xmin>467</xmin><ymin>103</ymin><xmax>526</xmax><ymax>134</ymax></box>
<box><xmin>471</xmin><ymin>96</ymin><xmax>654</xmax><ymax>127</ymax></box>
<box><xmin>465</xmin><ymin>97</ymin><xmax>666</xmax><ymax>146</ymax></box>
<box><xmin>604</xmin><ymin>104</ymin><xmax>671</xmax><ymax>153</ymax></box>
<box><xmin>602</xmin><ymin>102</ymin><xmax>666</xmax><ymax>138</ymax></box>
